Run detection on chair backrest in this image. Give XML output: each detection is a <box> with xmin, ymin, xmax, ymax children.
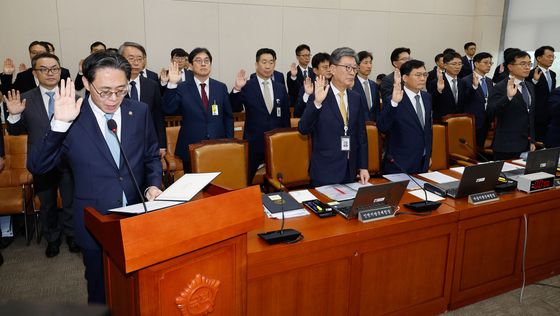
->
<box><xmin>234</xmin><ymin>121</ymin><xmax>244</xmax><ymax>140</ymax></box>
<box><xmin>233</xmin><ymin>112</ymin><xmax>245</xmax><ymax>122</ymax></box>
<box><xmin>366</xmin><ymin>122</ymin><xmax>382</xmax><ymax>174</ymax></box>
<box><xmin>290</xmin><ymin>118</ymin><xmax>300</xmax><ymax>128</ymax></box>
<box><xmin>265</xmin><ymin>128</ymin><xmax>310</xmax><ymax>188</ymax></box>
<box><xmin>442</xmin><ymin>113</ymin><xmax>476</xmax><ymax>160</ymax></box>
<box><xmin>0</xmin><ymin>135</ymin><xmax>32</xmax><ymax>187</ymax></box>
<box><xmin>189</xmin><ymin>139</ymin><xmax>249</xmax><ymax>190</ymax></box>
<box><xmin>166</xmin><ymin>126</ymin><xmax>180</xmax><ymax>155</ymax></box>
<box><xmin>164</xmin><ymin>115</ymin><xmax>182</xmax><ymax>127</ymax></box>
<box><xmin>430</xmin><ymin>124</ymin><xmax>448</xmax><ymax>171</ymax></box>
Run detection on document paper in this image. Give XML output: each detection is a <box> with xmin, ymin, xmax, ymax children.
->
<box><xmin>156</xmin><ymin>172</ymin><xmax>220</xmax><ymax>202</ymax></box>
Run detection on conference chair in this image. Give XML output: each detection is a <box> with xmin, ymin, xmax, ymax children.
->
<box><xmin>365</xmin><ymin>122</ymin><xmax>382</xmax><ymax>175</ymax></box>
<box><xmin>234</xmin><ymin>121</ymin><xmax>244</xmax><ymax>140</ymax></box>
<box><xmin>290</xmin><ymin>118</ymin><xmax>300</xmax><ymax>128</ymax></box>
<box><xmin>0</xmin><ymin>135</ymin><xmax>34</xmax><ymax>244</ymax></box>
<box><xmin>264</xmin><ymin>128</ymin><xmax>310</xmax><ymax>190</ymax></box>
<box><xmin>164</xmin><ymin>115</ymin><xmax>182</xmax><ymax>127</ymax></box>
<box><xmin>189</xmin><ymin>139</ymin><xmax>249</xmax><ymax>190</ymax></box>
<box><xmin>233</xmin><ymin>112</ymin><xmax>245</xmax><ymax>122</ymax></box>
<box><xmin>442</xmin><ymin>114</ymin><xmax>478</xmax><ymax>166</ymax></box>
<box><xmin>430</xmin><ymin>124</ymin><xmax>449</xmax><ymax>171</ymax></box>
<box><xmin>164</xmin><ymin>126</ymin><xmax>184</xmax><ymax>184</ymax></box>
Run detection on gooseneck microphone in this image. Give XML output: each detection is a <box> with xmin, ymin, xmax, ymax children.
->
<box><xmin>107</xmin><ymin>119</ymin><xmax>149</xmax><ymax>214</ymax></box>
<box><xmin>458</xmin><ymin>138</ymin><xmax>516</xmax><ymax>192</ymax></box>
<box><xmin>386</xmin><ymin>154</ymin><xmax>441</xmax><ymax>212</ymax></box>
<box><xmin>258</xmin><ymin>172</ymin><xmax>302</xmax><ymax>244</ymax></box>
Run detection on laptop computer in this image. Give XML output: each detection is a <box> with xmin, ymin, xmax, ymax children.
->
<box><xmin>503</xmin><ymin>147</ymin><xmax>560</xmax><ymax>181</ymax></box>
<box><xmin>332</xmin><ymin>180</ymin><xmax>409</xmax><ymax>219</ymax></box>
<box><xmin>426</xmin><ymin>161</ymin><xmax>504</xmax><ymax>198</ymax></box>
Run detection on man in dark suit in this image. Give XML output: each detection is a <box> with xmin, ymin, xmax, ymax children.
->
<box><xmin>119</xmin><ymin>42</ymin><xmax>167</xmax><ymax>156</ymax></box>
<box><xmin>459</xmin><ymin>42</ymin><xmax>476</xmax><ymax>78</ymax></box>
<box><xmin>427</xmin><ymin>53</ymin><xmax>444</xmax><ymax>82</ymax></box>
<box><xmin>488</xmin><ymin>50</ymin><xmax>536</xmax><ymax>160</ymax></box>
<box><xmin>545</xmin><ymin>87</ymin><xmax>560</xmax><ymax>147</ymax></box>
<box><xmin>353</xmin><ymin>51</ymin><xmax>381</xmax><ymax>122</ymax></box>
<box><xmin>231</xmin><ymin>48</ymin><xmax>291</xmax><ymax>182</ymax></box>
<box><xmin>294</xmin><ymin>53</ymin><xmax>331</xmax><ymax>118</ymax></box>
<box><xmin>250</xmin><ymin>70</ymin><xmax>285</xmax><ymax>87</ymax></box>
<box><xmin>527</xmin><ymin>45</ymin><xmax>556</xmax><ymax>142</ymax></box>
<box><xmin>1</xmin><ymin>41</ymin><xmax>71</xmax><ymax>95</ymax></box>
<box><xmin>75</xmin><ymin>41</ymin><xmax>106</xmax><ymax>91</ymax></box>
<box><xmin>163</xmin><ymin>47</ymin><xmax>234</xmax><ymax>170</ymax></box>
<box><xmin>428</xmin><ymin>52</ymin><xmax>467</xmax><ymax>121</ymax></box>
<box><xmin>380</xmin><ymin>47</ymin><xmax>411</xmax><ymax>103</ymax></box>
<box><xmin>159</xmin><ymin>48</ymin><xmax>193</xmax><ymax>99</ymax></box>
<box><xmin>378</xmin><ymin>60</ymin><xmax>433</xmax><ymax>174</ymax></box>
<box><xmin>492</xmin><ymin>48</ymin><xmax>520</xmax><ymax>84</ymax></box>
<box><xmin>5</xmin><ymin>53</ymin><xmax>78</xmax><ymax>258</ymax></box>
<box><xmin>28</xmin><ymin>52</ymin><xmax>162</xmax><ymax>304</ymax></box>
<box><xmin>286</xmin><ymin>44</ymin><xmax>315</xmax><ymax>106</ymax></box>
<box><xmin>462</xmin><ymin>52</ymin><xmax>495</xmax><ymax>148</ymax></box>
<box><xmin>298</xmin><ymin>47</ymin><xmax>369</xmax><ymax>186</ymax></box>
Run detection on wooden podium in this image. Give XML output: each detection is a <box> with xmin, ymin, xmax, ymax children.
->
<box><xmin>85</xmin><ymin>185</ymin><xmax>264</xmax><ymax>316</ymax></box>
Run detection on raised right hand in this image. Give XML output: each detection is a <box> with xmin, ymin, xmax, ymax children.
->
<box><xmin>54</xmin><ymin>79</ymin><xmax>83</xmax><ymax>123</ymax></box>
<box><xmin>533</xmin><ymin>67</ymin><xmax>542</xmax><ymax>81</ymax></box>
<box><xmin>303</xmin><ymin>76</ymin><xmax>313</xmax><ymax>95</ymax></box>
<box><xmin>313</xmin><ymin>75</ymin><xmax>329</xmax><ymax>105</ymax></box>
<box><xmin>78</xmin><ymin>59</ymin><xmax>84</xmax><ymax>73</ymax></box>
<box><xmin>160</xmin><ymin>67</ymin><xmax>169</xmax><ymax>84</ymax></box>
<box><xmin>506</xmin><ymin>76</ymin><xmax>517</xmax><ymax>98</ymax></box>
<box><xmin>3</xmin><ymin>58</ymin><xmax>15</xmax><ymax>75</ymax></box>
<box><xmin>167</xmin><ymin>62</ymin><xmax>181</xmax><ymax>84</ymax></box>
<box><xmin>391</xmin><ymin>69</ymin><xmax>404</xmax><ymax>103</ymax></box>
<box><xmin>472</xmin><ymin>73</ymin><xmax>479</xmax><ymax>88</ymax></box>
<box><xmin>6</xmin><ymin>89</ymin><xmax>26</xmax><ymax>115</ymax></box>
<box><xmin>290</xmin><ymin>63</ymin><xmax>297</xmax><ymax>77</ymax></box>
<box><xmin>18</xmin><ymin>63</ymin><xmax>27</xmax><ymax>72</ymax></box>
<box><xmin>436</xmin><ymin>68</ymin><xmax>445</xmax><ymax>93</ymax></box>
<box><xmin>234</xmin><ymin>69</ymin><xmax>247</xmax><ymax>91</ymax></box>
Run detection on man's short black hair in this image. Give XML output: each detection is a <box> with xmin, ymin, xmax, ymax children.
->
<box><xmin>443</xmin><ymin>52</ymin><xmax>462</xmax><ymax>64</ymax></box>
<box><xmin>442</xmin><ymin>48</ymin><xmax>456</xmax><ymax>55</ymax></box>
<box><xmin>171</xmin><ymin>48</ymin><xmax>188</xmax><ymax>58</ymax></box>
<box><xmin>505</xmin><ymin>50</ymin><xmax>530</xmax><ymax>65</ymax></box>
<box><xmin>390</xmin><ymin>47</ymin><xmax>411</xmax><ymax>65</ymax></box>
<box><xmin>400</xmin><ymin>59</ymin><xmax>425</xmax><ymax>77</ymax></box>
<box><xmin>376</xmin><ymin>73</ymin><xmax>386</xmax><ymax>81</ymax></box>
<box><xmin>464</xmin><ymin>42</ymin><xmax>476</xmax><ymax>50</ymax></box>
<box><xmin>295</xmin><ymin>44</ymin><xmax>311</xmax><ymax>55</ymax></box>
<box><xmin>256</xmin><ymin>48</ymin><xmax>277</xmax><ymax>62</ymax></box>
<box><xmin>311</xmin><ymin>53</ymin><xmax>330</xmax><ymax>69</ymax></box>
<box><xmin>31</xmin><ymin>52</ymin><xmax>60</xmax><ymax>69</ymax></box>
<box><xmin>503</xmin><ymin>48</ymin><xmax>520</xmax><ymax>60</ymax></box>
<box><xmin>41</xmin><ymin>41</ymin><xmax>55</xmax><ymax>53</ymax></box>
<box><xmin>434</xmin><ymin>53</ymin><xmax>444</xmax><ymax>63</ymax></box>
<box><xmin>28</xmin><ymin>41</ymin><xmax>49</xmax><ymax>52</ymax></box>
<box><xmin>82</xmin><ymin>51</ymin><xmax>131</xmax><ymax>83</ymax></box>
<box><xmin>90</xmin><ymin>41</ymin><xmax>106</xmax><ymax>52</ymax></box>
<box><xmin>535</xmin><ymin>46</ymin><xmax>555</xmax><ymax>58</ymax></box>
<box><xmin>473</xmin><ymin>52</ymin><xmax>493</xmax><ymax>64</ymax></box>
<box><xmin>357</xmin><ymin>51</ymin><xmax>373</xmax><ymax>64</ymax></box>
<box><xmin>188</xmin><ymin>47</ymin><xmax>212</xmax><ymax>64</ymax></box>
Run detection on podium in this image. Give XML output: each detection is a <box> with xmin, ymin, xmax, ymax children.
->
<box><xmin>85</xmin><ymin>185</ymin><xmax>264</xmax><ymax>316</ymax></box>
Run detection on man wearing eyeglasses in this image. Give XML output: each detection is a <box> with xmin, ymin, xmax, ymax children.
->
<box><xmin>488</xmin><ymin>50</ymin><xmax>536</xmax><ymax>160</ymax></box>
<box><xmin>164</xmin><ymin>47</ymin><xmax>234</xmax><ymax>171</ymax></box>
<box><xmin>299</xmin><ymin>47</ymin><xmax>369</xmax><ymax>186</ymax></box>
<box><xmin>459</xmin><ymin>42</ymin><xmax>477</xmax><ymax>78</ymax></box>
<box><xmin>5</xmin><ymin>52</ymin><xmax>78</xmax><ymax>258</ymax></box>
<box><xmin>287</xmin><ymin>44</ymin><xmax>315</xmax><ymax>106</ymax></box>
<box><xmin>380</xmin><ymin>47</ymin><xmax>411</xmax><ymax>103</ymax></box>
<box><xmin>28</xmin><ymin>52</ymin><xmax>162</xmax><ymax>304</ymax></box>
<box><xmin>462</xmin><ymin>52</ymin><xmax>495</xmax><ymax>148</ymax></box>
<box><xmin>294</xmin><ymin>52</ymin><xmax>332</xmax><ymax>118</ymax></box>
<box><xmin>119</xmin><ymin>42</ymin><xmax>167</xmax><ymax>158</ymax></box>
<box><xmin>428</xmin><ymin>51</ymin><xmax>467</xmax><ymax>121</ymax></box>
<box><xmin>528</xmin><ymin>46</ymin><xmax>556</xmax><ymax>143</ymax></box>
<box><xmin>378</xmin><ymin>59</ymin><xmax>433</xmax><ymax>174</ymax></box>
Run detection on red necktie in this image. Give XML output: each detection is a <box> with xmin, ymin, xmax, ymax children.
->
<box><xmin>200</xmin><ymin>83</ymin><xmax>209</xmax><ymax>112</ymax></box>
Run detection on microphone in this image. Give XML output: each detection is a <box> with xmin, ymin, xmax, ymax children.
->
<box><xmin>107</xmin><ymin>119</ymin><xmax>149</xmax><ymax>214</ymax></box>
<box><xmin>258</xmin><ymin>172</ymin><xmax>302</xmax><ymax>244</ymax></box>
<box><xmin>458</xmin><ymin>138</ymin><xmax>517</xmax><ymax>192</ymax></box>
<box><xmin>386</xmin><ymin>154</ymin><xmax>441</xmax><ymax>212</ymax></box>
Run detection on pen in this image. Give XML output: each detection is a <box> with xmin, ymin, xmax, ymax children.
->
<box><xmin>333</xmin><ymin>187</ymin><xmax>345</xmax><ymax>194</ymax></box>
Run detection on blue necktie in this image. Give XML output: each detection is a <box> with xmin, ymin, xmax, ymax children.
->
<box><xmin>104</xmin><ymin>113</ymin><xmax>127</xmax><ymax>206</ymax></box>
<box><xmin>46</xmin><ymin>91</ymin><xmax>55</xmax><ymax>118</ymax></box>
<box><xmin>545</xmin><ymin>70</ymin><xmax>553</xmax><ymax>92</ymax></box>
<box><xmin>520</xmin><ymin>82</ymin><xmax>530</xmax><ymax>108</ymax></box>
<box><xmin>129</xmin><ymin>81</ymin><xmax>138</xmax><ymax>101</ymax></box>
<box><xmin>480</xmin><ymin>77</ymin><xmax>488</xmax><ymax>97</ymax></box>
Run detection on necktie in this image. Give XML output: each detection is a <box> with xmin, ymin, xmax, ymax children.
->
<box><xmin>303</xmin><ymin>69</ymin><xmax>308</xmax><ymax>78</ymax></box>
<box><xmin>470</xmin><ymin>59</ymin><xmax>474</xmax><ymax>71</ymax></box>
<box><xmin>46</xmin><ymin>91</ymin><xmax>55</xmax><ymax>118</ymax></box>
<box><xmin>104</xmin><ymin>113</ymin><xmax>127</xmax><ymax>206</ymax></box>
<box><xmin>520</xmin><ymin>82</ymin><xmax>530</xmax><ymax>108</ymax></box>
<box><xmin>337</xmin><ymin>91</ymin><xmax>348</xmax><ymax>126</ymax></box>
<box><xmin>545</xmin><ymin>70</ymin><xmax>553</xmax><ymax>92</ymax></box>
<box><xmin>200</xmin><ymin>83</ymin><xmax>209</xmax><ymax>112</ymax></box>
<box><xmin>480</xmin><ymin>76</ymin><xmax>488</xmax><ymax>97</ymax></box>
<box><xmin>129</xmin><ymin>81</ymin><xmax>138</xmax><ymax>101</ymax></box>
<box><xmin>262</xmin><ymin>80</ymin><xmax>273</xmax><ymax>114</ymax></box>
<box><xmin>414</xmin><ymin>95</ymin><xmax>424</xmax><ymax>129</ymax></box>
<box><xmin>452</xmin><ymin>78</ymin><xmax>458</xmax><ymax>103</ymax></box>
<box><xmin>363</xmin><ymin>80</ymin><xmax>372</xmax><ymax>109</ymax></box>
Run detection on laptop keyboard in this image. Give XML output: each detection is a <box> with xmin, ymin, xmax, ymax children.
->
<box><xmin>447</xmin><ymin>187</ymin><xmax>458</xmax><ymax>197</ymax></box>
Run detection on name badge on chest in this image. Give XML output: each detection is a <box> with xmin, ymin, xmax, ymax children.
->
<box><xmin>211</xmin><ymin>102</ymin><xmax>219</xmax><ymax>116</ymax></box>
<box><xmin>341</xmin><ymin>136</ymin><xmax>350</xmax><ymax>151</ymax></box>
<box><xmin>276</xmin><ymin>107</ymin><xmax>281</xmax><ymax>117</ymax></box>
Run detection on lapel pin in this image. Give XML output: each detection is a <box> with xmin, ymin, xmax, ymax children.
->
<box><xmin>129</xmin><ymin>111</ymin><xmax>133</xmax><ymax>115</ymax></box>
<box><xmin>276</xmin><ymin>98</ymin><xmax>280</xmax><ymax>104</ymax></box>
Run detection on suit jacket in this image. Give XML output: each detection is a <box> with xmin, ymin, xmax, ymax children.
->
<box><xmin>163</xmin><ymin>78</ymin><xmax>234</xmax><ymax>163</ymax></box>
<box><xmin>459</xmin><ymin>55</ymin><xmax>474</xmax><ymax>78</ymax></box>
<box><xmin>380</xmin><ymin>71</ymin><xmax>395</xmax><ymax>104</ymax></box>
<box><xmin>526</xmin><ymin>68</ymin><xmax>557</xmax><ymax>141</ymax></box>
<box><xmin>428</xmin><ymin>75</ymin><xmax>467</xmax><ymax>120</ymax></box>
<box><xmin>377</xmin><ymin>91</ymin><xmax>433</xmax><ymax>174</ymax></box>
<box><xmin>28</xmin><ymin>98</ymin><xmax>162</xmax><ymax>250</ymax></box>
<box><xmin>352</xmin><ymin>76</ymin><xmax>381</xmax><ymax>122</ymax></box>
<box><xmin>488</xmin><ymin>79</ymin><xmax>535</xmax><ymax>153</ymax></box>
<box><xmin>138</xmin><ymin>76</ymin><xmax>167</xmax><ymax>149</ymax></box>
<box><xmin>427</xmin><ymin>67</ymin><xmax>439</xmax><ymax>83</ymax></box>
<box><xmin>545</xmin><ymin>87</ymin><xmax>560</xmax><ymax>147</ymax></box>
<box><xmin>250</xmin><ymin>71</ymin><xmax>286</xmax><ymax>88</ymax></box>
<box><xmin>462</xmin><ymin>74</ymin><xmax>495</xmax><ymax>147</ymax></box>
<box><xmin>1</xmin><ymin>68</ymin><xmax>72</xmax><ymax>95</ymax></box>
<box><xmin>492</xmin><ymin>64</ymin><xmax>509</xmax><ymax>84</ymax></box>
<box><xmin>286</xmin><ymin>66</ymin><xmax>315</xmax><ymax>106</ymax></box>
<box><xmin>144</xmin><ymin>69</ymin><xmax>159</xmax><ymax>82</ymax></box>
<box><xmin>298</xmin><ymin>88</ymin><xmax>368</xmax><ymax>187</ymax></box>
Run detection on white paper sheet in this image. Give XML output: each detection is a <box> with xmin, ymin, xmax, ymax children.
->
<box><xmin>417</xmin><ymin>171</ymin><xmax>458</xmax><ymax>184</ymax></box>
<box><xmin>511</xmin><ymin>159</ymin><xmax>526</xmax><ymax>166</ymax></box>
<box><xmin>289</xmin><ymin>190</ymin><xmax>317</xmax><ymax>203</ymax></box>
<box><xmin>315</xmin><ymin>184</ymin><xmax>357</xmax><ymax>201</ymax></box>
<box><xmin>502</xmin><ymin>162</ymin><xmax>524</xmax><ymax>172</ymax></box>
<box><xmin>344</xmin><ymin>181</ymin><xmax>373</xmax><ymax>191</ymax></box>
<box><xmin>450</xmin><ymin>167</ymin><xmax>465</xmax><ymax>175</ymax></box>
<box><xmin>156</xmin><ymin>172</ymin><xmax>220</xmax><ymax>202</ymax></box>
<box><xmin>264</xmin><ymin>207</ymin><xmax>309</xmax><ymax>219</ymax></box>
<box><xmin>407</xmin><ymin>189</ymin><xmax>446</xmax><ymax>202</ymax></box>
<box><xmin>108</xmin><ymin>200</ymin><xmax>183</xmax><ymax>214</ymax></box>
<box><xmin>383</xmin><ymin>173</ymin><xmax>426</xmax><ymax>190</ymax></box>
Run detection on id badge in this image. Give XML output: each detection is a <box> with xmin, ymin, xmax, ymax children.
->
<box><xmin>341</xmin><ymin>136</ymin><xmax>350</xmax><ymax>151</ymax></box>
<box><xmin>276</xmin><ymin>107</ymin><xmax>281</xmax><ymax>117</ymax></box>
<box><xmin>211</xmin><ymin>103</ymin><xmax>219</xmax><ymax>116</ymax></box>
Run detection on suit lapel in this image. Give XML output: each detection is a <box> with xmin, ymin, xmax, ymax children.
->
<box><xmin>120</xmin><ymin>101</ymin><xmax>134</xmax><ymax>170</ymax></box>
<box><xmin>404</xmin><ymin>93</ymin><xmax>424</xmax><ymax>131</ymax></box>
<box><xmin>30</xmin><ymin>88</ymin><xmax>50</xmax><ymax>122</ymax></box>
<box><xmin>326</xmin><ymin>89</ymin><xmax>345</xmax><ymax>127</ymax></box>
<box><xmin>250</xmin><ymin>79</ymin><xmax>269</xmax><ymax>115</ymax></box>
<box><xmin>188</xmin><ymin>80</ymin><xmax>206</xmax><ymax>115</ymax></box>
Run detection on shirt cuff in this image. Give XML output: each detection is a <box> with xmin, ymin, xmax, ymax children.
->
<box><xmin>303</xmin><ymin>94</ymin><xmax>309</xmax><ymax>102</ymax></box>
<box><xmin>7</xmin><ymin>114</ymin><xmax>22</xmax><ymax>123</ymax></box>
<box><xmin>291</xmin><ymin>75</ymin><xmax>297</xmax><ymax>80</ymax></box>
<box><xmin>391</xmin><ymin>100</ymin><xmax>399</xmax><ymax>107</ymax></box>
<box><xmin>313</xmin><ymin>101</ymin><xmax>322</xmax><ymax>109</ymax></box>
<box><xmin>50</xmin><ymin>120</ymin><xmax>73</xmax><ymax>132</ymax></box>
<box><xmin>166</xmin><ymin>82</ymin><xmax>178</xmax><ymax>89</ymax></box>
<box><xmin>532</xmin><ymin>79</ymin><xmax>538</xmax><ymax>84</ymax></box>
